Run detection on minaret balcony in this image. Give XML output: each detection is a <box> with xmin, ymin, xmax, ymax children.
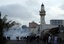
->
<box><xmin>40</xmin><ymin>13</ymin><xmax>46</xmax><ymax>16</ymax></box>
<box><xmin>40</xmin><ymin>11</ymin><xmax>45</xmax><ymax>13</ymax></box>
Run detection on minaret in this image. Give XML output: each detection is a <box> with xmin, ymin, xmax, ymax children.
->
<box><xmin>39</xmin><ymin>3</ymin><xmax>46</xmax><ymax>31</ymax></box>
<box><xmin>40</xmin><ymin>3</ymin><xmax>46</xmax><ymax>25</ymax></box>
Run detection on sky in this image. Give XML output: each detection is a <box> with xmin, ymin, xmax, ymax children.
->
<box><xmin>0</xmin><ymin>0</ymin><xmax>64</xmax><ymax>26</ymax></box>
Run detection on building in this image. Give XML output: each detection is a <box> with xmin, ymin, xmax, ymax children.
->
<box><xmin>29</xmin><ymin>21</ymin><xmax>38</xmax><ymax>28</ymax></box>
<box><xmin>50</xmin><ymin>19</ymin><xmax>64</xmax><ymax>26</ymax></box>
<box><xmin>50</xmin><ymin>20</ymin><xmax>64</xmax><ymax>40</ymax></box>
<box><xmin>39</xmin><ymin>3</ymin><xmax>58</xmax><ymax>33</ymax></box>
<box><xmin>29</xmin><ymin>21</ymin><xmax>39</xmax><ymax>34</ymax></box>
<box><xmin>29</xmin><ymin>3</ymin><xmax>58</xmax><ymax>35</ymax></box>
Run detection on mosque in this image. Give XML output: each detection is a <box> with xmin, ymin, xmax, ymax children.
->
<box><xmin>29</xmin><ymin>3</ymin><xmax>58</xmax><ymax>35</ymax></box>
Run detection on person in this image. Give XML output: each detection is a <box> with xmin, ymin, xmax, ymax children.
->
<box><xmin>16</xmin><ymin>37</ymin><xmax>19</xmax><ymax>41</ymax></box>
<box><xmin>54</xmin><ymin>36</ymin><xmax>58</xmax><ymax>44</ymax></box>
<box><xmin>59</xmin><ymin>37</ymin><xmax>62</xmax><ymax>43</ymax></box>
<box><xmin>48</xmin><ymin>36</ymin><xmax>51</xmax><ymax>44</ymax></box>
<box><xmin>43</xmin><ymin>34</ymin><xmax>49</xmax><ymax>44</ymax></box>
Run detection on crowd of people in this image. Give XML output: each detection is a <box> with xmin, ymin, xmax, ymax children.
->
<box><xmin>43</xmin><ymin>34</ymin><xmax>62</xmax><ymax>44</ymax></box>
<box><xmin>6</xmin><ymin>34</ymin><xmax>62</xmax><ymax>44</ymax></box>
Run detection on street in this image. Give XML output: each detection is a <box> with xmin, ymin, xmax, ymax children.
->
<box><xmin>6</xmin><ymin>40</ymin><xmax>64</xmax><ymax>44</ymax></box>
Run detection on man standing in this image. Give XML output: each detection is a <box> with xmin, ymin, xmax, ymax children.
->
<box><xmin>48</xmin><ymin>36</ymin><xmax>51</xmax><ymax>44</ymax></box>
<box><xmin>54</xmin><ymin>36</ymin><xmax>58</xmax><ymax>44</ymax></box>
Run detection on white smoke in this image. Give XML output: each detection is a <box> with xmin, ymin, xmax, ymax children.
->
<box><xmin>3</xmin><ymin>25</ymin><xmax>31</xmax><ymax>40</ymax></box>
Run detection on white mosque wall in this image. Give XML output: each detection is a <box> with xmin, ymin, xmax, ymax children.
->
<box><xmin>42</xmin><ymin>24</ymin><xmax>58</xmax><ymax>30</ymax></box>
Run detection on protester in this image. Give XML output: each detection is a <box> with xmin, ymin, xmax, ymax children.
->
<box><xmin>53</xmin><ymin>36</ymin><xmax>58</xmax><ymax>44</ymax></box>
<box><xmin>48</xmin><ymin>36</ymin><xmax>51</xmax><ymax>44</ymax></box>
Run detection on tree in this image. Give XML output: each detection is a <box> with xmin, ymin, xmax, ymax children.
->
<box><xmin>49</xmin><ymin>27</ymin><xmax>60</xmax><ymax>35</ymax></box>
<box><xmin>0</xmin><ymin>12</ymin><xmax>19</xmax><ymax>44</ymax></box>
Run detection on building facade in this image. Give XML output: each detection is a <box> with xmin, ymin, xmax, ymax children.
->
<box><xmin>29</xmin><ymin>21</ymin><xmax>39</xmax><ymax>34</ymax></box>
<box><xmin>50</xmin><ymin>20</ymin><xmax>64</xmax><ymax>26</ymax></box>
<box><xmin>29</xmin><ymin>21</ymin><xmax>38</xmax><ymax>28</ymax></box>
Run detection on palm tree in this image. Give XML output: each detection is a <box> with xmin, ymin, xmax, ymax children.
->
<box><xmin>0</xmin><ymin>12</ymin><xmax>19</xmax><ymax>44</ymax></box>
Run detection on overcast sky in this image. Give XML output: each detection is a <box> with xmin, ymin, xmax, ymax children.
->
<box><xmin>0</xmin><ymin>0</ymin><xmax>64</xmax><ymax>26</ymax></box>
